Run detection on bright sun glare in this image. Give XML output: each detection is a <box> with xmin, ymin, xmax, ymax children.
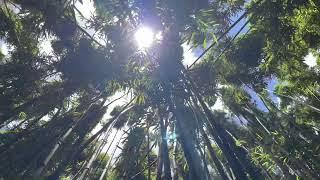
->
<box><xmin>135</xmin><ymin>27</ymin><xmax>154</xmax><ymax>48</ymax></box>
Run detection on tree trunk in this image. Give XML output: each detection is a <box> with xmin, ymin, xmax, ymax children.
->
<box><xmin>156</xmin><ymin>142</ymin><xmax>163</xmax><ymax>180</ymax></box>
<box><xmin>91</xmin><ymin>129</ymin><xmax>120</xmax><ymax>177</ymax></box>
<box><xmin>172</xmin><ymin>132</ymin><xmax>179</xmax><ymax>180</ymax></box>
<box><xmin>99</xmin><ymin>131</ymin><xmax>125</xmax><ymax>180</ymax></box>
<box><xmin>174</xmin><ymin>108</ymin><xmax>207</xmax><ymax>180</ymax></box>
<box><xmin>184</xmin><ymin>74</ymin><xmax>250</xmax><ymax>180</ymax></box>
<box><xmin>78</xmin><ymin>131</ymin><xmax>110</xmax><ymax>180</ymax></box>
<box><xmin>159</xmin><ymin>111</ymin><xmax>172</xmax><ymax>180</ymax></box>
<box><xmin>47</xmin><ymin>102</ymin><xmax>133</xmax><ymax>179</ymax></box>
<box><xmin>147</xmin><ymin>121</ymin><xmax>151</xmax><ymax>180</ymax></box>
<box><xmin>34</xmin><ymin>101</ymin><xmax>103</xmax><ymax>178</ymax></box>
<box><xmin>201</xmin><ymin>128</ymin><xmax>229</xmax><ymax>180</ymax></box>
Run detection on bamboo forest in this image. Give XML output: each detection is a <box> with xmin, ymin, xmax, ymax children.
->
<box><xmin>1</xmin><ymin>0</ymin><xmax>320</xmax><ymax>179</ymax></box>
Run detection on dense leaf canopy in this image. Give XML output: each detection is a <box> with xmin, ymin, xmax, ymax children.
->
<box><xmin>0</xmin><ymin>0</ymin><xmax>320</xmax><ymax>179</ymax></box>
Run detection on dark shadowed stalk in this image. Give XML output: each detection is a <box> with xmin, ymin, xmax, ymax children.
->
<box><xmin>187</xmin><ymin>100</ymin><xmax>229</xmax><ymax>180</ymax></box>
<box><xmin>33</xmin><ymin>101</ymin><xmax>101</xmax><ymax>178</ymax></box>
<box><xmin>130</xmin><ymin>159</ymin><xmax>158</xmax><ymax>180</ymax></box>
<box><xmin>172</xmin><ymin>135</ymin><xmax>180</xmax><ymax>180</ymax></box>
<box><xmin>174</xmin><ymin>110</ymin><xmax>207</xmax><ymax>180</ymax></box>
<box><xmin>77</xmin><ymin>132</ymin><xmax>111</xmax><ymax>180</ymax></box>
<box><xmin>35</xmin><ymin>95</ymin><xmax>125</xmax><ymax>178</ymax></box>
<box><xmin>82</xmin><ymin>128</ymin><xmax>120</xmax><ymax>179</ymax></box>
<box><xmin>48</xmin><ymin>99</ymin><xmax>134</xmax><ymax>179</ymax></box>
<box><xmin>158</xmin><ymin>109</ymin><xmax>172</xmax><ymax>180</ymax></box>
<box><xmin>147</xmin><ymin>119</ymin><xmax>151</xmax><ymax>180</ymax></box>
<box><xmin>71</xmin><ymin>132</ymin><xmax>105</xmax><ymax>179</ymax></box>
<box><xmin>201</xmin><ymin>128</ymin><xmax>229</xmax><ymax>180</ymax></box>
<box><xmin>162</xmin><ymin>82</ymin><xmax>207</xmax><ymax>180</ymax></box>
<box><xmin>156</xmin><ymin>141</ymin><xmax>163</xmax><ymax>180</ymax></box>
<box><xmin>182</xmin><ymin>71</ymin><xmax>250</xmax><ymax>179</ymax></box>
<box><xmin>196</xmin><ymin>133</ymin><xmax>212</xmax><ymax>180</ymax></box>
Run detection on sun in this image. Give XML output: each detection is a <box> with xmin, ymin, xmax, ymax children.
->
<box><xmin>135</xmin><ymin>26</ymin><xmax>154</xmax><ymax>48</ymax></box>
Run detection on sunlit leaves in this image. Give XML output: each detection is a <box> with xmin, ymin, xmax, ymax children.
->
<box><xmin>1</xmin><ymin>0</ymin><xmax>320</xmax><ymax>179</ymax></box>
<box><xmin>250</xmin><ymin>146</ymin><xmax>276</xmax><ymax>172</ymax></box>
<box><xmin>290</xmin><ymin>4</ymin><xmax>320</xmax><ymax>49</ymax></box>
<box><xmin>235</xmin><ymin>139</ymin><xmax>247</xmax><ymax>147</ymax></box>
<box><xmin>18</xmin><ymin>112</ymin><xmax>27</xmax><ymax>120</ymax></box>
<box><xmin>134</xmin><ymin>92</ymin><xmax>145</xmax><ymax>105</ymax></box>
<box><xmin>106</xmin><ymin>80</ymin><xmax>123</xmax><ymax>94</ymax></box>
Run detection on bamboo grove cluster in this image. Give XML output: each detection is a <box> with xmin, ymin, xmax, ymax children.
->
<box><xmin>0</xmin><ymin>0</ymin><xmax>320</xmax><ymax>179</ymax></box>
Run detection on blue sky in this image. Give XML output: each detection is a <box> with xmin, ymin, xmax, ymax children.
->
<box><xmin>182</xmin><ymin>9</ymin><xmax>282</xmax><ymax>112</ymax></box>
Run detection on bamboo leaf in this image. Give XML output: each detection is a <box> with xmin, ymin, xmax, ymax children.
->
<box><xmin>203</xmin><ymin>37</ymin><xmax>207</xmax><ymax>49</ymax></box>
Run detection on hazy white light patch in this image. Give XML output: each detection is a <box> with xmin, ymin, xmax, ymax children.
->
<box><xmin>212</xmin><ymin>97</ymin><xmax>225</xmax><ymax>111</ymax></box>
<box><xmin>135</xmin><ymin>27</ymin><xmax>154</xmax><ymax>48</ymax></box>
<box><xmin>155</xmin><ymin>31</ymin><xmax>163</xmax><ymax>41</ymax></box>
<box><xmin>102</xmin><ymin>127</ymin><xmax>128</xmax><ymax>164</ymax></box>
<box><xmin>91</xmin><ymin>91</ymin><xmax>130</xmax><ymax>135</ymax></box>
<box><xmin>217</xmin><ymin>84</ymin><xmax>228</xmax><ymax>89</ymax></box>
<box><xmin>304</xmin><ymin>52</ymin><xmax>317</xmax><ymax>68</ymax></box>
<box><xmin>101</xmin><ymin>91</ymin><xmax>131</xmax><ymax>120</ymax></box>
<box><xmin>113</xmin><ymin>16</ymin><xmax>119</xmax><ymax>23</ymax></box>
<box><xmin>74</xmin><ymin>0</ymin><xmax>106</xmax><ymax>46</ymax></box>
<box><xmin>182</xmin><ymin>43</ymin><xmax>197</xmax><ymax>67</ymax></box>
<box><xmin>39</xmin><ymin>37</ymin><xmax>54</xmax><ymax>55</ymax></box>
<box><xmin>89</xmin><ymin>91</ymin><xmax>131</xmax><ymax>163</ymax></box>
<box><xmin>75</xmin><ymin>0</ymin><xmax>95</xmax><ymax>20</ymax></box>
<box><xmin>0</xmin><ymin>41</ymin><xmax>8</xmax><ymax>56</ymax></box>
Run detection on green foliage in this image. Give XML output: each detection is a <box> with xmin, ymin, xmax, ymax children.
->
<box><xmin>250</xmin><ymin>146</ymin><xmax>277</xmax><ymax>172</ymax></box>
<box><xmin>18</xmin><ymin>112</ymin><xmax>27</xmax><ymax>120</ymax></box>
<box><xmin>1</xmin><ymin>0</ymin><xmax>320</xmax><ymax>179</ymax></box>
